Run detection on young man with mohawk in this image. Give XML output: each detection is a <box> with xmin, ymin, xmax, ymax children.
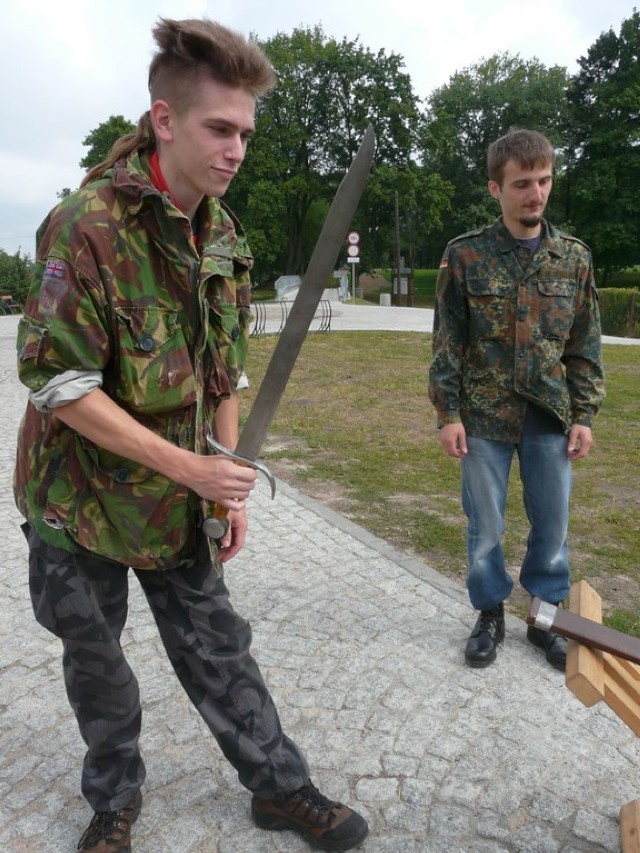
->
<box><xmin>15</xmin><ymin>17</ymin><xmax>368</xmax><ymax>853</ymax></box>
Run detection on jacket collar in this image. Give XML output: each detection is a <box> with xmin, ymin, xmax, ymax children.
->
<box><xmin>491</xmin><ymin>217</ymin><xmax>564</xmax><ymax>259</ymax></box>
<box><xmin>106</xmin><ymin>151</ymin><xmax>252</xmax><ymax>265</ymax></box>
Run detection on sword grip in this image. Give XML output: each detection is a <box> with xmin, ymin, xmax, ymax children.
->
<box><xmin>201</xmin><ymin>436</ymin><xmax>276</xmax><ymax>542</ymax></box>
<box><xmin>202</xmin><ymin>503</ymin><xmax>230</xmax><ymax>542</ymax></box>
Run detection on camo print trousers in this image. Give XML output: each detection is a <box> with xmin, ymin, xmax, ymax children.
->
<box><xmin>24</xmin><ymin>524</ymin><xmax>309</xmax><ymax>812</ymax></box>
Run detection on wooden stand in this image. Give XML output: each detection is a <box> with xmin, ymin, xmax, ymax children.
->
<box><xmin>566</xmin><ymin>580</ymin><xmax>640</xmax><ymax>852</ymax></box>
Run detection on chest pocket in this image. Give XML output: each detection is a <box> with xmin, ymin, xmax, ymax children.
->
<box><xmin>203</xmin><ymin>251</ymin><xmax>244</xmax><ymax>330</ymax></box>
<box><xmin>202</xmin><ymin>250</ymin><xmax>251</xmax><ymax>394</ymax></box>
<box><xmin>114</xmin><ymin>306</ymin><xmax>196</xmax><ymax>414</ymax></box>
<box><xmin>466</xmin><ymin>278</ymin><xmax>513</xmax><ymax>340</ymax></box>
<box><xmin>537</xmin><ymin>279</ymin><xmax>575</xmax><ymax>340</ymax></box>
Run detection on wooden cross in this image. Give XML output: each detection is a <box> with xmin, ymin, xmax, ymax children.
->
<box><xmin>551</xmin><ymin>580</ymin><xmax>640</xmax><ymax>853</ymax></box>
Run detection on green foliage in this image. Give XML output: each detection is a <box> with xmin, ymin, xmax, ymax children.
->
<box><xmin>0</xmin><ymin>248</ymin><xmax>31</xmax><ymax>310</ymax></box>
<box><xmin>564</xmin><ymin>12</ymin><xmax>640</xmax><ymax>276</ymax></box>
<box><xmin>426</xmin><ymin>52</ymin><xmax>569</xmax><ymax>173</ymax></box>
<box><xmin>360</xmin><ymin>164</ymin><xmax>453</xmax><ymax>269</ymax></box>
<box><xmin>422</xmin><ymin>53</ymin><xmax>570</xmax><ymax>260</ymax></box>
<box><xmin>598</xmin><ymin>287</ymin><xmax>640</xmax><ymax>337</ymax></box>
<box><xmin>225</xmin><ymin>26</ymin><xmax>428</xmax><ymax>281</ymax></box>
<box><xmin>74</xmin><ymin>13</ymin><xmax>640</xmax><ymax>286</ymax></box>
<box><xmin>80</xmin><ymin>114</ymin><xmax>135</xmax><ymax>170</ymax></box>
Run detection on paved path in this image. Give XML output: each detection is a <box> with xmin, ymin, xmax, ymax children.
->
<box><xmin>254</xmin><ymin>298</ymin><xmax>640</xmax><ymax>344</ymax></box>
<box><xmin>1</xmin><ymin>311</ymin><xmax>638</xmax><ymax>852</ymax></box>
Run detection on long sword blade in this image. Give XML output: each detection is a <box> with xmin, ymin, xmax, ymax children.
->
<box><xmin>236</xmin><ymin>124</ymin><xmax>375</xmax><ymax>461</ymax></box>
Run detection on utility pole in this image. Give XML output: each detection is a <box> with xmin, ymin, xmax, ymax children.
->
<box><xmin>408</xmin><ymin>243</ymin><xmax>415</xmax><ymax>307</ymax></box>
<box><xmin>394</xmin><ymin>190</ymin><xmax>401</xmax><ymax>307</ymax></box>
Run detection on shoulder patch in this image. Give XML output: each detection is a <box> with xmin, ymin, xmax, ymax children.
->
<box><xmin>44</xmin><ymin>260</ymin><xmax>65</xmax><ymax>278</ymax></box>
<box><xmin>39</xmin><ymin>258</ymin><xmax>73</xmax><ymax>317</ymax></box>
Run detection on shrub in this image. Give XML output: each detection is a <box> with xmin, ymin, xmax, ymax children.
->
<box><xmin>0</xmin><ymin>249</ymin><xmax>31</xmax><ymax>311</ymax></box>
<box><xmin>598</xmin><ymin>287</ymin><xmax>640</xmax><ymax>337</ymax></box>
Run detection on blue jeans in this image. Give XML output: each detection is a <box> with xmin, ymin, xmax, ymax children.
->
<box><xmin>461</xmin><ymin>434</ymin><xmax>572</xmax><ymax>610</ymax></box>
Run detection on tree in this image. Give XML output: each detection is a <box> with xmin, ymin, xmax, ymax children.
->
<box><xmin>59</xmin><ymin>115</ymin><xmax>136</xmax><ymax>200</ymax></box>
<box><xmin>422</xmin><ymin>54</ymin><xmax>570</xmax><ymax>254</ymax></box>
<box><xmin>564</xmin><ymin>11</ymin><xmax>640</xmax><ymax>281</ymax></box>
<box><xmin>0</xmin><ymin>249</ymin><xmax>32</xmax><ymax>309</ymax></box>
<box><xmin>359</xmin><ymin>164</ymin><xmax>452</xmax><ymax>269</ymax></box>
<box><xmin>80</xmin><ymin>114</ymin><xmax>135</xmax><ymax>171</ymax></box>
<box><xmin>225</xmin><ymin>26</ymin><xmax>428</xmax><ymax>281</ymax></box>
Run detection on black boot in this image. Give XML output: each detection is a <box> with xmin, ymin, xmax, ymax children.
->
<box><xmin>465</xmin><ymin>603</ymin><xmax>505</xmax><ymax>668</ymax></box>
<box><xmin>527</xmin><ymin>601</ymin><xmax>567</xmax><ymax>670</ymax></box>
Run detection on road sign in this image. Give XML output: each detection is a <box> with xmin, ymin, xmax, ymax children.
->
<box><xmin>347</xmin><ymin>244</ymin><xmax>359</xmax><ymax>257</ymax></box>
<box><xmin>347</xmin><ymin>231</ymin><xmax>360</xmax><ymax>245</ymax></box>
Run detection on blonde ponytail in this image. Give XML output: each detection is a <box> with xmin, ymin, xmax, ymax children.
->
<box><xmin>80</xmin><ymin>112</ymin><xmax>155</xmax><ymax>187</ymax></box>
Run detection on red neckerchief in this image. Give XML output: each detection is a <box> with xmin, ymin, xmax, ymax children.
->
<box><xmin>149</xmin><ymin>151</ymin><xmax>200</xmax><ymax>252</ymax></box>
<box><xmin>149</xmin><ymin>151</ymin><xmax>174</xmax><ymax>200</ymax></box>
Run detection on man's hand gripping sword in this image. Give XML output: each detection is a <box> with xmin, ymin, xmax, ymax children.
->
<box><xmin>202</xmin><ymin>436</ymin><xmax>276</xmax><ymax>541</ymax></box>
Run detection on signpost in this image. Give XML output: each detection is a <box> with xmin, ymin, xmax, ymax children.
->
<box><xmin>347</xmin><ymin>230</ymin><xmax>360</xmax><ymax>301</ymax></box>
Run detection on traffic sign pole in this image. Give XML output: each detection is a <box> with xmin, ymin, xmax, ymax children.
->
<box><xmin>346</xmin><ymin>231</ymin><xmax>360</xmax><ymax>302</ymax></box>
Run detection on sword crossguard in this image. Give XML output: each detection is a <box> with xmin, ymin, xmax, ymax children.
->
<box><xmin>206</xmin><ymin>436</ymin><xmax>276</xmax><ymax>499</ymax></box>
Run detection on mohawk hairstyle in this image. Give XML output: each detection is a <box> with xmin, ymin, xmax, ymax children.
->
<box><xmin>149</xmin><ymin>17</ymin><xmax>276</xmax><ymax>109</ymax></box>
<box><xmin>82</xmin><ymin>17</ymin><xmax>274</xmax><ymax>186</ymax></box>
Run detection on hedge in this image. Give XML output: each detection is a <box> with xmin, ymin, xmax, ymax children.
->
<box><xmin>598</xmin><ymin>287</ymin><xmax>640</xmax><ymax>338</ymax></box>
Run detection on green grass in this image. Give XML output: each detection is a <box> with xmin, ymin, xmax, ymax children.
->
<box><xmin>241</xmin><ymin>329</ymin><xmax>640</xmax><ymax>634</ymax></box>
<box><xmin>607</xmin><ymin>608</ymin><xmax>640</xmax><ymax>635</ymax></box>
<box><xmin>375</xmin><ymin>268</ymin><xmax>438</xmax><ymax>298</ymax></box>
<box><xmin>364</xmin><ymin>268</ymin><xmax>437</xmax><ymax>307</ymax></box>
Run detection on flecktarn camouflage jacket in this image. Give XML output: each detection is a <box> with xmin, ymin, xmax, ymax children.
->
<box><xmin>14</xmin><ymin>152</ymin><xmax>253</xmax><ymax>569</ymax></box>
<box><xmin>428</xmin><ymin>219</ymin><xmax>605</xmax><ymax>441</ymax></box>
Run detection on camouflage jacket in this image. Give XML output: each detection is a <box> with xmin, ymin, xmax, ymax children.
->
<box><xmin>428</xmin><ymin>218</ymin><xmax>605</xmax><ymax>441</ymax></box>
<box><xmin>14</xmin><ymin>151</ymin><xmax>253</xmax><ymax>570</ymax></box>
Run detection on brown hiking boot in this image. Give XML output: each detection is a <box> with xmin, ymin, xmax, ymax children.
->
<box><xmin>251</xmin><ymin>779</ymin><xmax>368</xmax><ymax>850</ymax></box>
<box><xmin>77</xmin><ymin>791</ymin><xmax>142</xmax><ymax>852</ymax></box>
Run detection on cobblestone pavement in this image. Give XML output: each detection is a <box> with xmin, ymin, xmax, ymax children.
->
<box><xmin>1</xmin><ymin>313</ymin><xmax>638</xmax><ymax>852</ymax></box>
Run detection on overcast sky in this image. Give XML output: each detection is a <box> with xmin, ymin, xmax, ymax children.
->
<box><xmin>1</xmin><ymin>0</ymin><xmax>634</xmax><ymax>257</ymax></box>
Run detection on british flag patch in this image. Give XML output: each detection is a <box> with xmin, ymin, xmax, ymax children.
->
<box><xmin>44</xmin><ymin>260</ymin><xmax>65</xmax><ymax>278</ymax></box>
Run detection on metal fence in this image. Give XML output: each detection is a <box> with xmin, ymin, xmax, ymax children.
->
<box><xmin>250</xmin><ymin>299</ymin><xmax>332</xmax><ymax>337</ymax></box>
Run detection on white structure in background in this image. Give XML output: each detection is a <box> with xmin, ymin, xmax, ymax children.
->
<box><xmin>274</xmin><ymin>275</ymin><xmax>302</xmax><ymax>301</ymax></box>
<box><xmin>275</xmin><ymin>273</ymin><xmax>345</xmax><ymax>303</ymax></box>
